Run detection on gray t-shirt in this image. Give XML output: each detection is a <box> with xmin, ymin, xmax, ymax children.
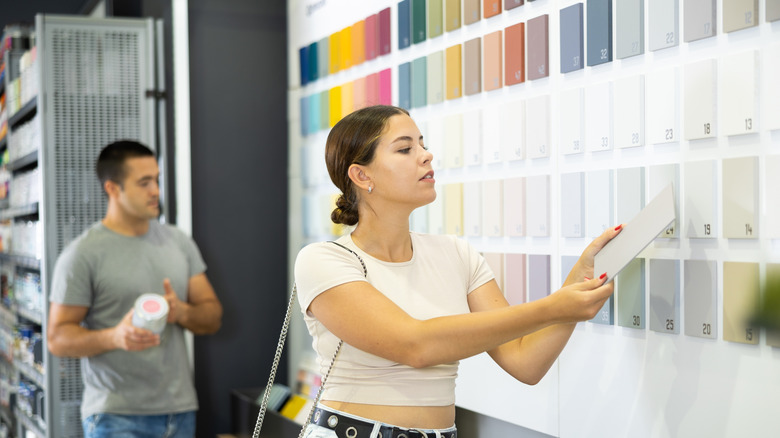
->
<box><xmin>49</xmin><ymin>221</ymin><xmax>206</xmax><ymax>420</ymax></box>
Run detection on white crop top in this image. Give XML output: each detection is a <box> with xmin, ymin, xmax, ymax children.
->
<box><xmin>294</xmin><ymin>232</ymin><xmax>494</xmax><ymax>406</ymax></box>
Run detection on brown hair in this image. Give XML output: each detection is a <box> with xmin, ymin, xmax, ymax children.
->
<box><xmin>326</xmin><ymin>105</ymin><xmax>409</xmax><ymax>225</ymax></box>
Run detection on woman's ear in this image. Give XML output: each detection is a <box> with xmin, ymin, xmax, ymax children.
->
<box><xmin>348</xmin><ymin>164</ymin><xmax>371</xmax><ymax>192</ymax></box>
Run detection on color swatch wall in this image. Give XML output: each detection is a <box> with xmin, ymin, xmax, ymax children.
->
<box><xmin>287</xmin><ymin>1</ymin><xmax>780</xmax><ymax>436</ymax></box>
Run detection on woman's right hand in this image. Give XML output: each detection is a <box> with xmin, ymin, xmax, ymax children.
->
<box><xmin>549</xmin><ymin>275</ymin><xmax>614</xmax><ymax>323</ymax></box>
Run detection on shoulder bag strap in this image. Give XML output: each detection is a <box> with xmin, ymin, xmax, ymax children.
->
<box><xmin>253</xmin><ymin>241</ymin><xmax>367</xmax><ymax>438</ymax></box>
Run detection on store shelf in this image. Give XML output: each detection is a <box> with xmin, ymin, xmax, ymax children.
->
<box><xmin>0</xmin><ymin>253</ymin><xmax>40</xmax><ymax>271</ymax></box>
<box><xmin>7</xmin><ymin>150</ymin><xmax>38</xmax><ymax>172</ymax></box>
<box><xmin>0</xmin><ymin>136</ymin><xmax>6</xmax><ymax>152</ymax></box>
<box><xmin>0</xmin><ymin>404</ymin><xmax>13</xmax><ymax>430</ymax></box>
<box><xmin>7</xmin><ymin>99</ymin><xmax>36</xmax><ymax>130</ymax></box>
<box><xmin>0</xmin><ymin>199</ymin><xmax>8</xmax><ymax>210</ymax></box>
<box><xmin>0</xmin><ymin>305</ymin><xmax>16</xmax><ymax>330</ymax></box>
<box><xmin>0</xmin><ymin>202</ymin><xmax>38</xmax><ymax>221</ymax></box>
<box><xmin>16</xmin><ymin>306</ymin><xmax>42</xmax><ymax>326</ymax></box>
<box><xmin>14</xmin><ymin>408</ymin><xmax>44</xmax><ymax>438</ymax></box>
<box><xmin>17</xmin><ymin>362</ymin><xmax>44</xmax><ymax>389</ymax></box>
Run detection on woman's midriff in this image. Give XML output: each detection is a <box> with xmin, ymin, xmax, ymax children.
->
<box><xmin>321</xmin><ymin>401</ymin><xmax>456</xmax><ymax>429</ymax></box>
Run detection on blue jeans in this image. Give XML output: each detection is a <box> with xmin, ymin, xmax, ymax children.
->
<box><xmin>82</xmin><ymin>411</ymin><xmax>196</xmax><ymax>438</ymax></box>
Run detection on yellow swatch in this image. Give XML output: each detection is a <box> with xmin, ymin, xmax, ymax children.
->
<box><xmin>341</xmin><ymin>26</ymin><xmax>353</xmax><ymax>71</ymax></box>
<box><xmin>445</xmin><ymin>183</ymin><xmax>464</xmax><ymax>235</ymax></box>
<box><xmin>329</xmin><ymin>86</ymin><xmax>342</xmax><ymax>127</ymax></box>
<box><xmin>329</xmin><ymin>31</ymin><xmax>340</xmax><ymax>74</ymax></box>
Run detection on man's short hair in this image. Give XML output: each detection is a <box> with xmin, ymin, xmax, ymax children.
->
<box><xmin>96</xmin><ymin>140</ymin><xmax>155</xmax><ymax>188</ymax></box>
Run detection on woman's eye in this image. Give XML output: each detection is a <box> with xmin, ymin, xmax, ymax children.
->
<box><xmin>399</xmin><ymin>147</ymin><xmax>411</xmax><ymax>154</ymax></box>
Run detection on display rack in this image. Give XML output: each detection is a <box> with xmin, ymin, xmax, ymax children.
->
<box><xmin>0</xmin><ymin>14</ymin><xmax>160</xmax><ymax>438</ymax></box>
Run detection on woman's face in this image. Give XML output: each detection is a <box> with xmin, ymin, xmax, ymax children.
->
<box><xmin>364</xmin><ymin>113</ymin><xmax>436</xmax><ymax>208</ymax></box>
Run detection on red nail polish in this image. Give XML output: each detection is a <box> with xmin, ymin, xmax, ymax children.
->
<box><xmin>584</xmin><ymin>277</ymin><xmax>591</xmax><ymax>281</ymax></box>
<box><xmin>614</xmin><ymin>224</ymin><xmax>623</xmax><ymax>231</ymax></box>
<box><xmin>599</xmin><ymin>273</ymin><xmax>607</xmax><ymax>280</ymax></box>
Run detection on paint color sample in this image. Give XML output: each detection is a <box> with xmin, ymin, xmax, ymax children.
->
<box><xmin>505</xmin><ymin>0</ymin><xmax>524</xmax><ymax>10</ymax></box>
<box><xmin>340</xmin><ymin>26</ymin><xmax>353</xmax><ymax>70</ymax></box>
<box><xmin>585</xmin><ymin>81</ymin><xmax>613</xmax><ymax>151</ymax></box>
<box><xmin>352</xmin><ymin>21</ymin><xmax>365</xmax><ymax>66</ymax></box>
<box><xmin>684</xmin><ymin>0</ymin><xmax>717</xmax><ymax>42</ymax></box>
<box><xmin>398</xmin><ymin>0</ymin><xmax>412</xmax><ymax>49</ymax></box>
<box><xmin>647</xmin><ymin>67</ymin><xmax>679</xmax><ymax>144</ymax></box>
<box><xmin>526</xmin><ymin>174</ymin><xmax>550</xmax><ymax>237</ymax></box>
<box><xmin>353</xmin><ymin>76</ymin><xmax>366</xmax><ymax>110</ymax></box>
<box><xmin>684</xmin><ymin>59</ymin><xmax>717</xmax><ymax>140</ymax></box>
<box><xmin>482</xmin><ymin>107</ymin><xmax>502</xmax><ymax>164</ymax></box>
<box><xmin>722</xmin><ymin>156</ymin><xmax>758</xmax><ymax>238</ymax></box>
<box><xmin>319</xmin><ymin>90</ymin><xmax>329</xmax><ymax>129</ymax></box>
<box><xmin>723</xmin><ymin>0</ymin><xmax>758</xmax><ymax>32</ymax></box>
<box><xmin>464</xmin><ymin>38</ymin><xmax>482</xmax><ymax>95</ymax></box>
<box><xmin>379</xmin><ymin>8</ymin><xmax>391</xmax><ymax>55</ymax></box>
<box><xmin>500</xmin><ymin>100</ymin><xmax>525</xmax><ymax>160</ymax></box>
<box><xmin>464</xmin><ymin>182</ymin><xmax>483</xmax><ymax>236</ymax></box>
<box><xmin>617</xmin><ymin>167</ymin><xmax>645</xmax><ymax>224</ymax></box>
<box><xmin>485</xmin><ymin>0</ymin><xmax>502</xmax><ymax>18</ymax></box>
<box><xmin>463</xmin><ymin>110</ymin><xmax>482</xmax><ymax>165</ymax></box>
<box><xmin>684</xmin><ymin>160</ymin><xmax>717</xmax><ymax>239</ymax></box>
<box><xmin>586</xmin><ymin>169</ymin><xmax>614</xmax><ymax>237</ymax></box>
<box><xmin>464</xmin><ymin>0</ymin><xmax>481</xmax><ymax>25</ymax></box>
<box><xmin>412</xmin><ymin>0</ymin><xmax>426</xmax><ymax>44</ymax></box>
<box><xmin>329</xmin><ymin>31</ymin><xmax>341</xmax><ymax>74</ymax></box>
<box><xmin>365</xmin><ymin>14</ymin><xmax>378</xmax><ymax>60</ymax></box>
<box><xmin>318</xmin><ymin>37</ymin><xmax>329</xmax><ymax>79</ymax></box>
<box><xmin>504</xmin><ymin>177</ymin><xmax>526</xmax><ymax>236</ymax></box>
<box><xmin>766</xmin><ymin>44</ymin><xmax>780</xmax><ymax>131</ymax></box>
<box><xmin>483</xmin><ymin>180</ymin><xmax>503</xmax><ymax>236</ymax></box>
<box><xmin>300</xmin><ymin>96</ymin><xmax>309</xmax><ymax>136</ymax></box>
<box><xmin>446</xmin><ymin>45</ymin><xmax>463</xmax><ymax>100</ymax></box>
<box><xmin>328</xmin><ymin>86</ymin><xmax>342</xmax><ymax>126</ymax></box>
<box><xmin>428</xmin><ymin>51</ymin><xmax>444</xmax><ymax>104</ymax></box>
<box><xmin>428</xmin><ymin>195</ymin><xmax>445</xmax><ymax>234</ymax></box>
<box><xmin>505</xmin><ymin>22</ymin><xmax>525</xmax><ymax>85</ymax></box>
<box><xmin>560</xmin><ymin>3</ymin><xmax>584</xmax><ymax>73</ymax></box>
<box><xmin>561</xmin><ymin>172</ymin><xmax>585</xmax><ymax>237</ymax></box>
<box><xmin>366</xmin><ymin>73</ymin><xmax>379</xmax><ymax>105</ymax></box>
<box><xmin>429</xmin><ymin>0</ymin><xmax>443</xmax><ymax>38</ymax></box>
<box><xmin>527</xmin><ymin>15</ymin><xmax>549</xmax><ymax>80</ymax></box>
<box><xmin>721</xmin><ymin>50</ymin><xmax>759</xmax><ymax>136</ymax></box>
<box><xmin>483</xmin><ymin>253</ymin><xmax>504</xmax><ymax>290</ymax></box>
<box><xmin>587</xmin><ymin>0</ymin><xmax>612</xmax><ymax>66</ymax></box>
<box><xmin>484</xmin><ymin>31</ymin><xmax>503</xmax><ymax>91</ymax></box>
<box><xmin>444</xmin><ymin>113</ymin><xmax>463</xmax><ymax>168</ymax></box>
<box><xmin>684</xmin><ymin>260</ymin><xmax>717</xmax><ymax>339</ymax></box>
<box><xmin>446</xmin><ymin>0</ymin><xmax>461</xmax><ymax>31</ymax></box>
<box><xmin>526</xmin><ymin>95</ymin><xmax>550</xmax><ymax>159</ymax></box>
<box><xmin>308</xmin><ymin>93</ymin><xmax>321</xmax><ymax>134</ymax></box>
<box><xmin>505</xmin><ymin>254</ymin><xmax>526</xmax><ymax>304</ymax></box>
<box><xmin>617</xmin><ymin>258</ymin><xmax>645</xmax><ymax>329</ymax></box>
<box><xmin>398</xmin><ymin>62</ymin><xmax>412</xmax><ymax>109</ymax></box>
<box><xmin>591</xmin><ymin>296</ymin><xmax>614</xmax><ymax>325</ymax></box>
<box><xmin>723</xmin><ymin>262</ymin><xmax>760</xmax><ymax>344</ymax></box>
<box><xmin>341</xmin><ymin>81</ymin><xmax>354</xmax><ymax>116</ymax></box>
<box><xmin>561</xmin><ymin>256</ymin><xmax>578</xmax><ymax>287</ymax></box>
<box><xmin>444</xmin><ymin>183</ymin><xmax>464</xmax><ymax>235</ymax></box>
<box><xmin>649</xmin><ymin>259</ymin><xmax>680</xmax><ymax>334</ymax></box>
<box><xmin>528</xmin><ymin>255</ymin><xmax>551</xmax><ymax>301</ymax></box>
<box><xmin>559</xmin><ymin>87</ymin><xmax>584</xmax><ymax>155</ymax></box>
<box><xmin>299</xmin><ymin>46</ymin><xmax>310</xmax><ymax>86</ymax></box>
<box><xmin>411</xmin><ymin>57</ymin><xmax>427</xmax><ymax>108</ymax></box>
<box><xmin>767</xmin><ymin>156</ymin><xmax>780</xmax><ymax>238</ymax></box>
<box><xmin>649</xmin><ymin>164</ymin><xmax>679</xmax><ymax>238</ymax></box>
<box><xmin>613</xmin><ymin>75</ymin><xmax>645</xmax><ymax>148</ymax></box>
<box><xmin>379</xmin><ymin>68</ymin><xmax>392</xmax><ymax>105</ymax></box>
<box><xmin>617</xmin><ymin>0</ymin><xmax>644</xmax><ymax>59</ymax></box>
<box><xmin>770</xmin><ymin>1</ymin><xmax>780</xmax><ymax>21</ymax></box>
<box><xmin>649</xmin><ymin>0</ymin><xmax>679</xmax><ymax>51</ymax></box>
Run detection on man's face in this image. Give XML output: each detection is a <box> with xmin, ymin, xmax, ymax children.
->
<box><xmin>116</xmin><ymin>156</ymin><xmax>160</xmax><ymax>220</ymax></box>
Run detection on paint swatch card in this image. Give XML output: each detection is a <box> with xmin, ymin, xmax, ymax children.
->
<box><xmin>526</xmin><ymin>95</ymin><xmax>551</xmax><ymax>159</ymax></box>
<box><xmin>412</xmin><ymin>0</ymin><xmax>427</xmax><ymax>43</ymax></box>
<box><xmin>504</xmin><ymin>177</ymin><xmax>526</xmax><ymax>236</ymax></box>
<box><xmin>617</xmin><ymin>258</ymin><xmax>645</xmax><ymax>329</ymax></box>
<box><xmin>649</xmin><ymin>259</ymin><xmax>680</xmax><ymax>334</ymax></box>
<box><xmin>428</xmin><ymin>51</ymin><xmax>445</xmax><ymax>104</ymax></box>
<box><xmin>649</xmin><ymin>0</ymin><xmax>679</xmax><ymax>51</ymax></box>
<box><xmin>560</xmin><ymin>3</ymin><xmax>584</xmax><ymax>73</ymax></box>
<box><xmin>722</xmin><ymin>156</ymin><xmax>758</xmax><ymax>238</ymax></box>
<box><xmin>723</xmin><ymin>262</ymin><xmax>760</xmax><ymax>344</ymax></box>
<box><xmin>684</xmin><ymin>259</ymin><xmax>717</xmax><ymax>339</ymax></box>
<box><xmin>613</xmin><ymin>75</ymin><xmax>645</xmax><ymax>148</ymax></box>
<box><xmin>483</xmin><ymin>180</ymin><xmax>503</xmax><ymax>236</ymax></box>
<box><xmin>559</xmin><ymin>87</ymin><xmax>584</xmax><ymax>155</ymax></box>
<box><xmin>684</xmin><ymin>160</ymin><xmax>717</xmax><ymax>238</ymax></box>
<box><xmin>429</xmin><ymin>0</ymin><xmax>443</xmax><ymax>38</ymax></box>
<box><xmin>505</xmin><ymin>22</ymin><xmax>525</xmax><ymax>85</ymax></box>
<box><xmin>684</xmin><ymin>0</ymin><xmax>716</xmax><ymax>42</ymax></box>
<box><xmin>398</xmin><ymin>0</ymin><xmax>412</xmax><ymax>49</ymax></box>
<box><xmin>446</xmin><ymin>0</ymin><xmax>461</xmax><ymax>31</ymax></box>
<box><xmin>723</xmin><ymin>0</ymin><xmax>758</xmax><ymax>32</ymax></box>
<box><xmin>464</xmin><ymin>38</ymin><xmax>482</xmax><ymax>95</ymax></box>
<box><xmin>505</xmin><ymin>0</ymin><xmax>524</xmax><ymax>11</ymax></box>
<box><xmin>587</xmin><ymin>0</ymin><xmax>612</xmax><ymax>66</ymax></box>
<box><xmin>594</xmin><ymin>183</ymin><xmax>676</xmax><ymax>283</ymax></box>
<box><xmin>684</xmin><ymin>59</ymin><xmax>717</xmax><ymax>140</ymax></box>
<box><xmin>721</xmin><ymin>50</ymin><xmax>759</xmax><ymax>136</ymax></box>
<box><xmin>379</xmin><ymin>7</ymin><xmax>391</xmax><ymax>55</ymax></box>
<box><xmin>527</xmin><ymin>15</ymin><xmax>549</xmax><ymax>80</ymax></box>
<box><xmin>500</xmin><ymin>100</ymin><xmax>525</xmax><ymax>161</ymax></box>
<box><xmin>484</xmin><ymin>31</ymin><xmax>503</xmax><ymax>91</ymax></box>
<box><xmin>617</xmin><ymin>0</ymin><xmax>644</xmax><ymax>59</ymax></box>
<box><xmin>485</xmin><ymin>0</ymin><xmax>502</xmax><ymax>18</ymax></box>
<box><xmin>505</xmin><ymin>254</ymin><xmax>527</xmax><ymax>304</ymax></box>
<box><xmin>446</xmin><ymin>45</ymin><xmax>463</xmax><ymax>100</ymax></box>
<box><xmin>464</xmin><ymin>0</ymin><xmax>481</xmax><ymax>25</ymax></box>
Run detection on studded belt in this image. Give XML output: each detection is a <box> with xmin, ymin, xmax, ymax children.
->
<box><xmin>311</xmin><ymin>406</ymin><xmax>457</xmax><ymax>438</ymax></box>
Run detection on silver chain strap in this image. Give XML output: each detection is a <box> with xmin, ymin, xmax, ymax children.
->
<box><xmin>253</xmin><ymin>241</ymin><xmax>365</xmax><ymax>438</ymax></box>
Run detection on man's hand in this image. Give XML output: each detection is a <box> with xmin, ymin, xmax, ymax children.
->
<box><xmin>112</xmin><ymin>309</ymin><xmax>160</xmax><ymax>351</ymax></box>
<box><xmin>163</xmin><ymin>278</ymin><xmax>188</xmax><ymax>324</ymax></box>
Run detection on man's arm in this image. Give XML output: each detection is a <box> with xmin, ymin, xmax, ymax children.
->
<box><xmin>164</xmin><ymin>273</ymin><xmax>222</xmax><ymax>335</ymax></box>
<box><xmin>48</xmin><ymin>303</ymin><xmax>160</xmax><ymax>357</ymax></box>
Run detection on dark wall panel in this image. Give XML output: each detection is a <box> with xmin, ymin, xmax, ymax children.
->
<box><xmin>188</xmin><ymin>1</ymin><xmax>288</xmax><ymax>436</ymax></box>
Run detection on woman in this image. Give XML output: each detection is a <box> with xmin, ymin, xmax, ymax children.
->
<box><xmin>295</xmin><ymin>105</ymin><xmax>620</xmax><ymax>438</ymax></box>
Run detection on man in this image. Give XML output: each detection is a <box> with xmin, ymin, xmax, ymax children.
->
<box><xmin>48</xmin><ymin>140</ymin><xmax>223</xmax><ymax>438</ymax></box>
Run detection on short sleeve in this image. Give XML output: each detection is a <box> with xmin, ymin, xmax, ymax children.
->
<box><xmin>50</xmin><ymin>243</ymin><xmax>93</xmax><ymax>307</ymax></box>
<box><xmin>169</xmin><ymin>225</ymin><xmax>207</xmax><ymax>278</ymax></box>
<box><xmin>454</xmin><ymin>237</ymin><xmax>494</xmax><ymax>294</ymax></box>
<box><xmin>294</xmin><ymin>242</ymin><xmax>367</xmax><ymax>313</ymax></box>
